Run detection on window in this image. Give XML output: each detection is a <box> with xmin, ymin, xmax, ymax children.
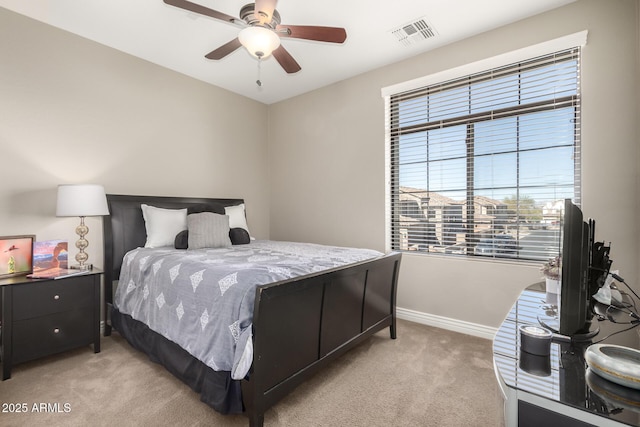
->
<box><xmin>386</xmin><ymin>48</ymin><xmax>581</xmax><ymax>261</ymax></box>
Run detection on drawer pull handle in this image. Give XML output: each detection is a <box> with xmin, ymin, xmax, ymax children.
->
<box><xmin>54</xmin><ymin>295</ymin><xmax>60</xmax><ymax>300</ymax></box>
<box><xmin>53</xmin><ymin>328</ymin><xmax>60</xmax><ymax>334</ymax></box>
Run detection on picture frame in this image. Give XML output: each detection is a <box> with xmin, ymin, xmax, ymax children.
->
<box><xmin>32</xmin><ymin>239</ymin><xmax>69</xmax><ymax>272</ymax></box>
<box><xmin>0</xmin><ymin>235</ymin><xmax>35</xmax><ymax>278</ymax></box>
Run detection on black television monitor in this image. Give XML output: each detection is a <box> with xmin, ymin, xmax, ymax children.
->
<box><xmin>558</xmin><ymin>199</ymin><xmax>612</xmax><ymax>338</ymax></box>
<box><xmin>559</xmin><ymin>199</ymin><xmax>591</xmax><ymax>336</ymax></box>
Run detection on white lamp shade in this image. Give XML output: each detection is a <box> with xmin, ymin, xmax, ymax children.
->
<box><xmin>56</xmin><ymin>184</ymin><xmax>109</xmax><ymax>217</ymax></box>
<box><xmin>238</xmin><ymin>26</ymin><xmax>281</xmax><ymax>58</ymax></box>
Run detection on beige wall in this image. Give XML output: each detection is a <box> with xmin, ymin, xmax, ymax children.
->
<box><xmin>0</xmin><ymin>8</ymin><xmax>270</xmax><ymax>268</ymax></box>
<box><xmin>269</xmin><ymin>0</ymin><xmax>640</xmax><ymax>328</ymax></box>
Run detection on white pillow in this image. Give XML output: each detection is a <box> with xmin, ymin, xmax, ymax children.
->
<box><xmin>141</xmin><ymin>204</ymin><xmax>187</xmax><ymax>248</ymax></box>
<box><xmin>225</xmin><ymin>203</ymin><xmax>251</xmax><ymax>235</ymax></box>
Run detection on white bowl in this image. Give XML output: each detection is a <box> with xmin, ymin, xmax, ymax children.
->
<box><xmin>585</xmin><ymin>344</ymin><xmax>640</xmax><ymax>390</ymax></box>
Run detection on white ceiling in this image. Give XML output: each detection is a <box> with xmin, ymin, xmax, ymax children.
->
<box><xmin>0</xmin><ymin>0</ymin><xmax>575</xmax><ymax>104</ymax></box>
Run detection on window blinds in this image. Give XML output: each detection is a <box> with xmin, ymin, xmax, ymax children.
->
<box><xmin>386</xmin><ymin>48</ymin><xmax>581</xmax><ymax>261</ymax></box>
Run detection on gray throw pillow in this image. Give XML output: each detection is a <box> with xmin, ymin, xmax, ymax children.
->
<box><xmin>187</xmin><ymin>212</ymin><xmax>231</xmax><ymax>249</ymax></box>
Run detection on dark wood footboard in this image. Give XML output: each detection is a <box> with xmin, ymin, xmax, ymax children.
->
<box><xmin>242</xmin><ymin>252</ymin><xmax>402</xmax><ymax>426</ymax></box>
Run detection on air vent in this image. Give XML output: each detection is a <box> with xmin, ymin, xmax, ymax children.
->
<box><xmin>391</xmin><ymin>17</ymin><xmax>437</xmax><ymax>47</ymax></box>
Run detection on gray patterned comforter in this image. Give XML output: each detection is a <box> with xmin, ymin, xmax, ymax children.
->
<box><xmin>114</xmin><ymin>240</ymin><xmax>383</xmax><ymax>380</ymax></box>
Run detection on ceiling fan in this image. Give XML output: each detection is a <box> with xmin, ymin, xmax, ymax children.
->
<box><xmin>163</xmin><ymin>0</ymin><xmax>347</xmax><ymax>74</ymax></box>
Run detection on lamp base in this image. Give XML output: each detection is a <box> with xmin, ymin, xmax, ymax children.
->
<box><xmin>70</xmin><ymin>263</ymin><xmax>93</xmax><ymax>271</ymax></box>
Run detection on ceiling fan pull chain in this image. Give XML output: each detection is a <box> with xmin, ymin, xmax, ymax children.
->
<box><xmin>256</xmin><ymin>56</ymin><xmax>263</xmax><ymax>87</ymax></box>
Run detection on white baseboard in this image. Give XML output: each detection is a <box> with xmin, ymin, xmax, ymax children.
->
<box><xmin>397</xmin><ymin>307</ymin><xmax>498</xmax><ymax>340</ymax></box>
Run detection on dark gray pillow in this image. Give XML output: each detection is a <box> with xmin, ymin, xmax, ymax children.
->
<box><xmin>229</xmin><ymin>227</ymin><xmax>250</xmax><ymax>245</ymax></box>
<box><xmin>174</xmin><ymin>230</ymin><xmax>189</xmax><ymax>249</ymax></box>
<box><xmin>187</xmin><ymin>212</ymin><xmax>231</xmax><ymax>249</ymax></box>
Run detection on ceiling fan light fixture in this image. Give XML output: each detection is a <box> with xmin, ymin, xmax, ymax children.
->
<box><xmin>239</xmin><ymin>26</ymin><xmax>281</xmax><ymax>59</ymax></box>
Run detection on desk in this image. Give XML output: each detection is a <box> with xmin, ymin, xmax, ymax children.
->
<box><xmin>493</xmin><ymin>283</ymin><xmax>640</xmax><ymax>426</ymax></box>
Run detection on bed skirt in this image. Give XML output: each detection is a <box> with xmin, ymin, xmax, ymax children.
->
<box><xmin>110</xmin><ymin>308</ymin><xmax>244</xmax><ymax>414</ymax></box>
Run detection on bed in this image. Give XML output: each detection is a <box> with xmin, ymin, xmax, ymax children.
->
<box><xmin>103</xmin><ymin>194</ymin><xmax>401</xmax><ymax>426</ymax></box>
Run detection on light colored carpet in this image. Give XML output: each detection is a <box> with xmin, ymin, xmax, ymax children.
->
<box><xmin>0</xmin><ymin>320</ymin><xmax>503</xmax><ymax>426</ymax></box>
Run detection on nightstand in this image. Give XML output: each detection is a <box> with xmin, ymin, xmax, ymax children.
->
<box><xmin>0</xmin><ymin>270</ymin><xmax>101</xmax><ymax>380</ymax></box>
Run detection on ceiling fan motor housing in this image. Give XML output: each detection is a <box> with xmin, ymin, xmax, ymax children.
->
<box><xmin>240</xmin><ymin>3</ymin><xmax>281</xmax><ymax>28</ymax></box>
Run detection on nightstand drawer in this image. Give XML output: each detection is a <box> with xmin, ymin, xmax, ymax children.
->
<box><xmin>12</xmin><ymin>276</ymin><xmax>94</xmax><ymax>320</ymax></box>
<box><xmin>12</xmin><ymin>308</ymin><xmax>94</xmax><ymax>363</ymax></box>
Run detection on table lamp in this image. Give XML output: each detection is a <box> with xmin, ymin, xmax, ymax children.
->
<box><xmin>56</xmin><ymin>184</ymin><xmax>109</xmax><ymax>270</ymax></box>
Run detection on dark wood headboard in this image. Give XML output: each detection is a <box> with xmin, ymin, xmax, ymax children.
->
<box><xmin>102</xmin><ymin>194</ymin><xmax>244</xmax><ymax>308</ymax></box>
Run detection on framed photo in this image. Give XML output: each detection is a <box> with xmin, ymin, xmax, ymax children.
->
<box><xmin>33</xmin><ymin>240</ymin><xmax>69</xmax><ymax>272</ymax></box>
<box><xmin>0</xmin><ymin>235</ymin><xmax>35</xmax><ymax>278</ymax></box>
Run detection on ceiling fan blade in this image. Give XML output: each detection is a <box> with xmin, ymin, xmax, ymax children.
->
<box><xmin>163</xmin><ymin>0</ymin><xmax>237</xmax><ymax>24</ymax></box>
<box><xmin>254</xmin><ymin>0</ymin><xmax>277</xmax><ymax>25</ymax></box>
<box><xmin>205</xmin><ymin>38</ymin><xmax>242</xmax><ymax>60</ymax></box>
<box><xmin>272</xmin><ymin>45</ymin><xmax>301</xmax><ymax>74</ymax></box>
<box><xmin>276</xmin><ymin>24</ymin><xmax>347</xmax><ymax>43</ymax></box>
